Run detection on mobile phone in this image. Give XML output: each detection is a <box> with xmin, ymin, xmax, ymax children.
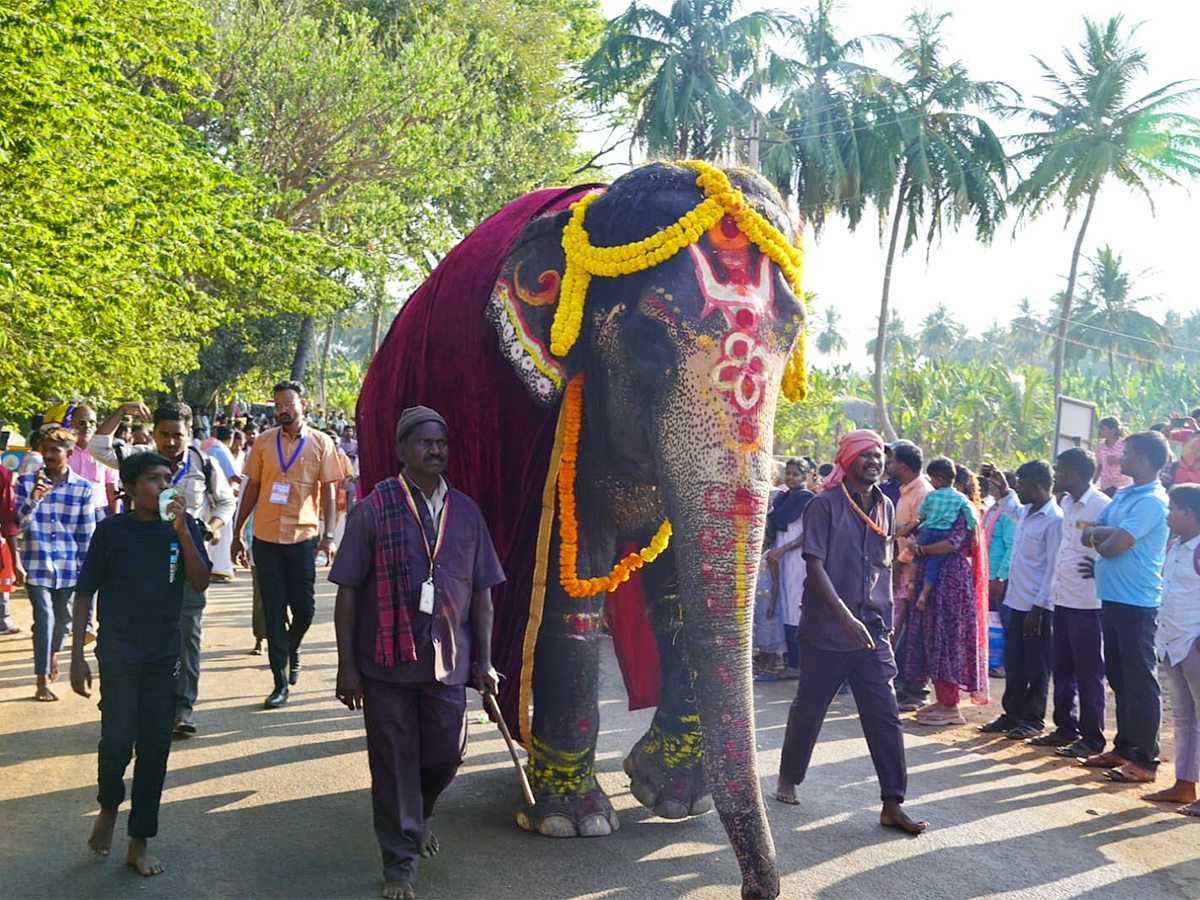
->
<box><xmin>1170</xmin><ymin>417</ymin><xmax>1188</xmax><ymax>428</ymax></box>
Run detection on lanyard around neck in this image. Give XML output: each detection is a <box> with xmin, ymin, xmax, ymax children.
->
<box><xmin>276</xmin><ymin>430</ymin><xmax>305</xmax><ymax>476</ymax></box>
<box><xmin>397</xmin><ymin>476</ymin><xmax>449</xmax><ymax>567</ymax></box>
<box><xmin>842</xmin><ymin>483</ymin><xmax>890</xmax><ymax>539</ymax></box>
<box><xmin>172</xmin><ymin>449</ymin><xmax>190</xmax><ymax>485</ymax></box>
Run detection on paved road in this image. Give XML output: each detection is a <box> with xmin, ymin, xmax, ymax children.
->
<box><xmin>1</xmin><ymin>575</ymin><xmax>1198</xmax><ymax>899</ymax></box>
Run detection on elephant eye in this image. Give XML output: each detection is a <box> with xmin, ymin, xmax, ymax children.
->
<box><xmin>622</xmin><ymin>309</ymin><xmax>676</xmax><ymax>381</ymax></box>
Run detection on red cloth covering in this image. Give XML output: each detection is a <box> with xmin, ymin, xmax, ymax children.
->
<box><xmin>822</xmin><ymin>429</ymin><xmax>885</xmax><ymax>490</ymax></box>
<box><xmin>604</xmin><ymin>544</ymin><xmax>662</xmax><ymax>710</ymax></box>
<box><xmin>357</xmin><ymin>185</ymin><xmax>661</xmax><ymax>739</ymax></box>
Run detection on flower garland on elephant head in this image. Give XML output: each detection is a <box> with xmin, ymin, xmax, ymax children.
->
<box><xmin>552</xmin><ymin>161</ymin><xmax>806</xmax><ymax>598</ymax></box>
<box><xmin>551</xmin><ymin>160</ymin><xmax>807</xmax><ymax>402</ymax></box>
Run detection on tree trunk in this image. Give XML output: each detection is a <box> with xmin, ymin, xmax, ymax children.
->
<box><xmin>1107</xmin><ymin>347</ymin><xmax>1117</xmax><ymax>392</ymax></box>
<box><xmin>318</xmin><ymin>319</ymin><xmax>335</xmax><ymax>415</ymax></box>
<box><xmin>1053</xmin><ymin>191</ymin><xmax>1097</xmax><ymax>401</ymax></box>
<box><xmin>290</xmin><ymin>315</ymin><xmax>316</xmax><ymax>383</ymax></box>
<box><xmin>872</xmin><ymin>179</ymin><xmax>907</xmax><ymax>441</ymax></box>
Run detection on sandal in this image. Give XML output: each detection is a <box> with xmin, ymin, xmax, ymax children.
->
<box><xmin>1082</xmin><ymin>751</ymin><xmax>1130</xmax><ymax>769</ymax></box>
<box><xmin>753</xmin><ymin>671</ymin><xmax>777</xmax><ymax>682</ymax></box>
<box><xmin>1104</xmin><ymin>764</ymin><xmax>1156</xmax><ymax>784</ymax></box>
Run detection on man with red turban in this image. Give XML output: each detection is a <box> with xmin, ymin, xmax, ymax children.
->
<box><xmin>774</xmin><ymin>430</ymin><xmax>929</xmax><ymax>834</ymax></box>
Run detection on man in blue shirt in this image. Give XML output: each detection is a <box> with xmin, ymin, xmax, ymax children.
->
<box><xmin>1081</xmin><ymin>431</ymin><xmax>1171</xmax><ymax>784</ymax></box>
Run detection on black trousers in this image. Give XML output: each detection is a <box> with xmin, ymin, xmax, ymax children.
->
<box><xmin>97</xmin><ymin>655</ymin><xmax>178</xmax><ymax>838</ymax></box>
<box><xmin>780</xmin><ymin>637</ymin><xmax>907</xmax><ymax>802</ymax></box>
<box><xmin>1102</xmin><ymin>601</ymin><xmax>1160</xmax><ymax>770</ymax></box>
<box><xmin>363</xmin><ymin>678</ymin><xmax>468</xmax><ymax>882</ymax></box>
<box><xmin>1000</xmin><ymin>606</ymin><xmax>1053</xmax><ymax>729</ymax></box>
<box><xmin>252</xmin><ymin>537</ymin><xmax>317</xmax><ymax>687</ymax></box>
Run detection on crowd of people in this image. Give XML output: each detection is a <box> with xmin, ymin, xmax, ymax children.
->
<box><xmin>756</xmin><ymin>413</ymin><xmax>1200</xmax><ymax>832</ymax></box>
<box><xmin>2</xmin><ymin>392</ymin><xmax>1198</xmax><ymax>896</ymax></box>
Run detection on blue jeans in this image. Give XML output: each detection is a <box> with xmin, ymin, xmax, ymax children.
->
<box><xmin>26</xmin><ymin>584</ymin><xmax>73</xmax><ymax>676</ymax></box>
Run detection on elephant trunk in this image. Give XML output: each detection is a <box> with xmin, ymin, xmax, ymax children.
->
<box><xmin>663</xmin><ymin>475</ymin><xmax>778</xmax><ymax>899</ymax></box>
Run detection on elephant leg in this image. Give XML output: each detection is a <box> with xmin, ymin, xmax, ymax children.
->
<box><xmin>517</xmin><ymin>538</ymin><xmax>619</xmax><ymax>839</ymax></box>
<box><xmin>623</xmin><ymin>548</ymin><xmax>714</xmax><ymax>819</ymax></box>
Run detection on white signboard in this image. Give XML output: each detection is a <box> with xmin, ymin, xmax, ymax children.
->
<box><xmin>1054</xmin><ymin>395</ymin><xmax>1097</xmax><ymax>459</ymax></box>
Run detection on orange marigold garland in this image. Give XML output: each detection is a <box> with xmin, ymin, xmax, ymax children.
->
<box><xmin>558</xmin><ymin>374</ymin><xmax>672</xmax><ymax>597</ymax></box>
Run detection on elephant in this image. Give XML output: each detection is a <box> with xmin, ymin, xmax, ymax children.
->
<box><xmin>357</xmin><ymin>161</ymin><xmax>806</xmax><ymax>899</ymax></box>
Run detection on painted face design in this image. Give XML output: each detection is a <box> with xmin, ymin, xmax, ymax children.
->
<box><xmin>686</xmin><ymin>237</ymin><xmax>777</xmax><ymax>417</ymax></box>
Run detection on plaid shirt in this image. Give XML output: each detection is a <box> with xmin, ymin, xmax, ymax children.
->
<box><xmin>918</xmin><ymin>485</ymin><xmax>978</xmax><ymax>530</ymax></box>
<box><xmin>15</xmin><ymin>468</ymin><xmax>95</xmax><ymax>588</ymax></box>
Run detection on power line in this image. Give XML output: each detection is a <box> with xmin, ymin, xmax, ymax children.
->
<box><xmin>1007</xmin><ymin>319</ymin><xmax>1184</xmax><ymax>366</ymax></box>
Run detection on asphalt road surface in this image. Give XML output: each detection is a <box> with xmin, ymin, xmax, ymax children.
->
<box><xmin>2</xmin><ymin>574</ymin><xmax>1198</xmax><ymax>899</ymax></box>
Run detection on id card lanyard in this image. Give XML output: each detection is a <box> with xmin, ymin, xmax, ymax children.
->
<box><xmin>172</xmin><ymin>449</ymin><xmax>191</xmax><ymax>485</ymax></box>
<box><xmin>270</xmin><ymin>430</ymin><xmax>306</xmax><ymax>505</ymax></box>
<box><xmin>396</xmin><ymin>476</ymin><xmax>449</xmax><ymax>615</ymax></box>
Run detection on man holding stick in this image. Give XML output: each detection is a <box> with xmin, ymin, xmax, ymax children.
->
<box><xmin>330</xmin><ymin>406</ymin><xmax>504</xmax><ymax>900</ymax></box>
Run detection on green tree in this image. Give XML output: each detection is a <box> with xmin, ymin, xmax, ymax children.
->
<box><xmin>1067</xmin><ymin>246</ymin><xmax>1168</xmax><ymax>389</ymax></box>
<box><xmin>814</xmin><ymin>305</ymin><xmax>847</xmax><ymax>357</ymax></box>
<box><xmin>1005</xmin><ymin>14</ymin><xmax>1200</xmax><ymax>400</ymax></box>
<box><xmin>865</xmin><ymin>311</ymin><xmax>917</xmax><ymax>361</ymax></box>
<box><xmin>918</xmin><ymin>302</ymin><xmax>965</xmax><ymax>358</ymax></box>
<box><xmin>868</xmin><ymin>10</ymin><xmax>1011</xmax><ymax>440</ymax></box>
<box><xmin>580</xmin><ymin>0</ymin><xmax>789</xmax><ymax>159</ymax></box>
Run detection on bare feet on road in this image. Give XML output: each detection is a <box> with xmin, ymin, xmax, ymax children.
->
<box><xmin>1178</xmin><ymin>800</ymin><xmax>1200</xmax><ymax>818</ymax></box>
<box><xmin>419</xmin><ymin>832</ymin><xmax>439</xmax><ymax>858</ymax></box>
<box><xmin>87</xmin><ymin>809</ymin><xmax>117</xmax><ymax>856</ymax></box>
<box><xmin>125</xmin><ymin>837</ymin><xmax>165</xmax><ymax>876</ymax></box>
<box><xmin>773</xmin><ymin>776</ymin><xmax>799</xmax><ymax>805</ymax></box>
<box><xmin>881</xmin><ymin>798</ymin><xmax>928</xmax><ymax>834</ymax></box>
<box><xmin>1143</xmin><ymin>780</ymin><xmax>1197</xmax><ymax>805</ymax></box>
<box><xmin>383</xmin><ymin>879</ymin><xmax>416</xmax><ymax>899</ymax></box>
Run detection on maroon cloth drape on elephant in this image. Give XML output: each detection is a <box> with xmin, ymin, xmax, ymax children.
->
<box><xmin>356</xmin><ymin>186</ymin><xmax>660</xmax><ymax>741</ymax></box>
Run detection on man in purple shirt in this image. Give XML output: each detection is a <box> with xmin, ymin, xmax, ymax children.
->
<box><xmin>774</xmin><ymin>430</ymin><xmax>928</xmax><ymax>834</ymax></box>
<box><xmin>331</xmin><ymin>406</ymin><xmax>504</xmax><ymax>900</ymax></box>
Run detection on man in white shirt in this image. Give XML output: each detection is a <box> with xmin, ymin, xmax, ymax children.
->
<box><xmin>1042</xmin><ymin>449</ymin><xmax>1111</xmax><ymax>758</ymax></box>
<box><xmin>980</xmin><ymin>460</ymin><xmax>1063</xmax><ymax>740</ymax></box>
<box><xmin>1142</xmin><ymin>484</ymin><xmax>1200</xmax><ymax>816</ymax></box>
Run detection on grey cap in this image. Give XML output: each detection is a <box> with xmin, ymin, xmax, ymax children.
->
<box><xmin>395</xmin><ymin>406</ymin><xmax>447</xmax><ymax>443</ymax></box>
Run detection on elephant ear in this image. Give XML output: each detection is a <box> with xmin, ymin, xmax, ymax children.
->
<box><xmin>487</xmin><ymin>208</ymin><xmax>578</xmax><ymax>406</ymax></box>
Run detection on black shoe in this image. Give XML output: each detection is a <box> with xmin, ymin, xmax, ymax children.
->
<box><xmin>1055</xmin><ymin>739</ymin><xmax>1102</xmax><ymax>759</ymax></box>
<box><xmin>173</xmin><ymin>713</ymin><xmax>197</xmax><ymax>735</ymax></box>
<box><xmin>1028</xmin><ymin>731</ymin><xmax>1075</xmax><ymax>748</ymax></box>
<box><xmin>1006</xmin><ymin>723</ymin><xmax>1044</xmax><ymax>740</ymax></box>
<box><xmin>264</xmin><ymin>686</ymin><xmax>289</xmax><ymax>709</ymax></box>
<box><xmin>979</xmin><ymin>716</ymin><xmax>1016</xmax><ymax>733</ymax></box>
<box><xmin>289</xmin><ymin>650</ymin><xmax>301</xmax><ymax>685</ymax></box>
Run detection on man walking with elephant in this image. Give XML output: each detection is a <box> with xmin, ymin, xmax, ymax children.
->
<box><xmin>774</xmin><ymin>429</ymin><xmax>928</xmax><ymax>835</ymax></box>
<box><xmin>330</xmin><ymin>406</ymin><xmax>504</xmax><ymax>900</ymax></box>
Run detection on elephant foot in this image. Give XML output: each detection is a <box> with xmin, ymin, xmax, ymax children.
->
<box><xmin>624</xmin><ymin>716</ymin><xmax>713</xmax><ymax>819</ymax></box>
<box><xmin>515</xmin><ymin>788</ymin><xmax>620</xmax><ymax>838</ymax></box>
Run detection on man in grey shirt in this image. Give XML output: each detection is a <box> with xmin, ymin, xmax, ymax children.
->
<box><xmin>89</xmin><ymin>401</ymin><xmax>236</xmax><ymax>735</ymax></box>
<box><xmin>774</xmin><ymin>430</ymin><xmax>927</xmax><ymax>835</ymax></box>
<box><xmin>980</xmin><ymin>460</ymin><xmax>1062</xmax><ymax>740</ymax></box>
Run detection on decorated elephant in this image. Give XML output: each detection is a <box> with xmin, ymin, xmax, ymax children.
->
<box><xmin>357</xmin><ymin>161</ymin><xmax>806</xmax><ymax>899</ymax></box>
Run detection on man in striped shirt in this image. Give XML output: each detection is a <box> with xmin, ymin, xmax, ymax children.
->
<box><xmin>15</xmin><ymin>426</ymin><xmax>95</xmax><ymax>701</ymax></box>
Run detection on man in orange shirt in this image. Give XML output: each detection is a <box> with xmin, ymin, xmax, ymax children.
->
<box><xmin>232</xmin><ymin>381</ymin><xmax>342</xmax><ymax>708</ymax></box>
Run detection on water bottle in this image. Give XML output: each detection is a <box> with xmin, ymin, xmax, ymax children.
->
<box><xmin>159</xmin><ymin>487</ymin><xmax>180</xmax><ymax>522</ymax></box>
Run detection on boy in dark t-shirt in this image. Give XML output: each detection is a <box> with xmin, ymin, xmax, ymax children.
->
<box><xmin>70</xmin><ymin>452</ymin><xmax>211</xmax><ymax>877</ymax></box>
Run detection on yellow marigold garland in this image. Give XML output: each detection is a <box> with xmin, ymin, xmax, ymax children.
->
<box><xmin>552</xmin><ymin>161</ymin><xmax>808</xmax><ymax>401</ymax></box>
<box><xmin>558</xmin><ymin>373</ymin><xmax>672</xmax><ymax>597</ymax></box>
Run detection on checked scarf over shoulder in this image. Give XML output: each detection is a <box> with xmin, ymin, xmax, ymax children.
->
<box><xmin>371</xmin><ymin>477</ymin><xmax>418</xmax><ymax>666</ymax></box>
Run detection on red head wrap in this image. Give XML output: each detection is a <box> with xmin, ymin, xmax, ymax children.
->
<box><xmin>822</xmin><ymin>429</ymin><xmax>885</xmax><ymax>491</ymax></box>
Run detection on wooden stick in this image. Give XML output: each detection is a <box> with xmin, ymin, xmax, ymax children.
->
<box><xmin>484</xmin><ymin>692</ymin><xmax>536</xmax><ymax>807</ymax></box>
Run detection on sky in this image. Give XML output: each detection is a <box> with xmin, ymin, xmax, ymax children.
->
<box><xmin>592</xmin><ymin>0</ymin><xmax>1200</xmax><ymax>368</ymax></box>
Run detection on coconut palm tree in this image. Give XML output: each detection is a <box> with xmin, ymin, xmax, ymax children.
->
<box><xmin>868</xmin><ymin>10</ymin><xmax>1012</xmax><ymax>440</ymax></box>
<box><xmin>1005</xmin><ymin>14</ymin><xmax>1200</xmax><ymax>400</ymax></box>
<box><xmin>814</xmin><ymin>305</ymin><xmax>847</xmax><ymax>357</ymax></box>
<box><xmin>1067</xmin><ymin>246</ymin><xmax>1169</xmax><ymax>389</ymax></box>
<box><xmin>865</xmin><ymin>311</ymin><xmax>917</xmax><ymax>362</ymax></box>
<box><xmin>918</xmin><ymin>302</ymin><xmax>965</xmax><ymax>358</ymax></box>
<box><xmin>580</xmin><ymin>0</ymin><xmax>791</xmax><ymax>159</ymax></box>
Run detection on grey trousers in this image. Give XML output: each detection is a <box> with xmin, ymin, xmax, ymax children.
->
<box><xmin>362</xmin><ymin>678</ymin><xmax>467</xmax><ymax>883</ymax></box>
<box><xmin>780</xmin><ymin>637</ymin><xmax>908</xmax><ymax>802</ymax></box>
<box><xmin>1166</xmin><ymin>643</ymin><xmax>1200</xmax><ymax>783</ymax></box>
<box><xmin>176</xmin><ymin>583</ymin><xmax>206</xmax><ymax>716</ymax></box>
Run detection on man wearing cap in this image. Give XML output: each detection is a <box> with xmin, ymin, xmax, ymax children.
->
<box><xmin>231</xmin><ymin>381</ymin><xmax>342</xmax><ymax>708</ymax></box>
<box><xmin>330</xmin><ymin>406</ymin><xmax>505</xmax><ymax>900</ymax></box>
<box><xmin>775</xmin><ymin>430</ymin><xmax>928</xmax><ymax>834</ymax></box>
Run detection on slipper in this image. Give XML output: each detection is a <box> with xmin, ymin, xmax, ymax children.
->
<box><xmin>1082</xmin><ymin>752</ymin><xmax>1130</xmax><ymax>769</ymax></box>
<box><xmin>897</xmin><ymin>699</ymin><xmax>925</xmax><ymax>712</ymax></box>
<box><xmin>1104</xmin><ymin>764</ymin><xmax>1156</xmax><ymax>784</ymax></box>
<box><xmin>753</xmin><ymin>671</ymin><xmax>777</xmax><ymax>682</ymax></box>
<box><xmin>916</xmin><ymin>711</ymin><xmax>966</xmax><ymax>726</ymax></box>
